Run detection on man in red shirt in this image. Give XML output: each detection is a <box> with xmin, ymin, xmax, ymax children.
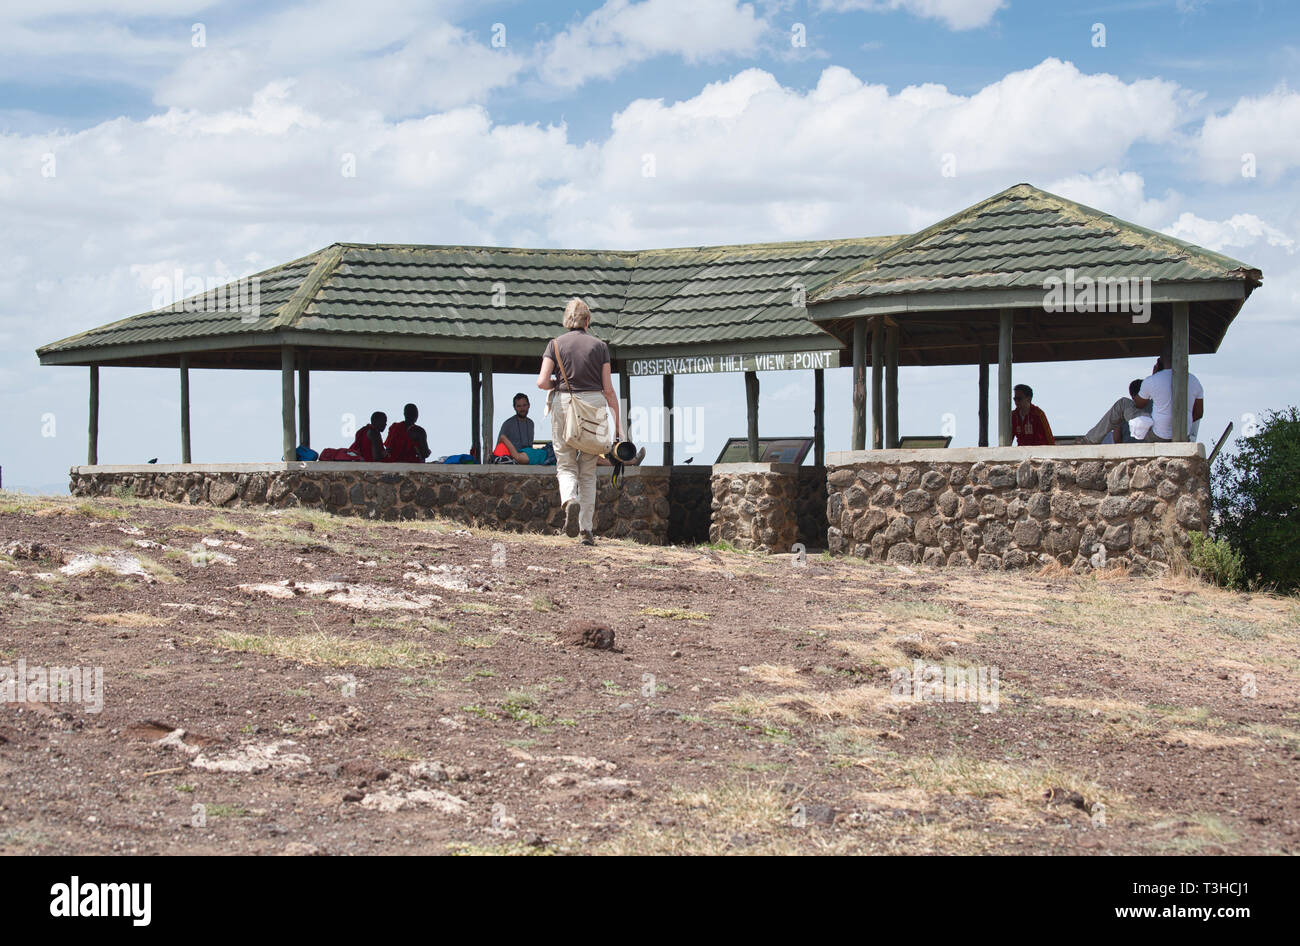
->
<box><xmin>1011</xmin><ymin>384</ymin><xmax>1055</xmax><ymax>446</ymax></box>
<box><xmin>384</xmin><ymin>403</ymin><xmax>431</xmax><ymax>463</ymax></box>
<box><xmin>350</xmin><ymin>412</ymin><xmax>389</xmax><ymax>461</ymax></box>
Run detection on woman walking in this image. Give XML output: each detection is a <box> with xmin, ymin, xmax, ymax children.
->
<box><xmin>537</xmin><ymin>298</ymin><xmax>621</xmax><ymax>545</ymax></box>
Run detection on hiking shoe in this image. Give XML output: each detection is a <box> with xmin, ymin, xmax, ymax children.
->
<box><xmin>579</xmin><ymin>530</ymin><xmax>596</xmax><ymax>546</ymax></box>
<box><xmin>633</xmin><ymin>446</ymin><xmax>646</xmax><ymax>465</ymax></box>
<box><xmin>563</xmin><ymin>499</ymin><xmax>580</xmax><ymax>537</ymax></box>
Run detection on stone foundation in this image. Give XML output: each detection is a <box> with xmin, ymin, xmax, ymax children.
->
<box><xmin>796</xmin><ymin>466</ymin><xmax>828</xmax><ymax>549</ymax></box>
<box><xmin>70</xmin><ymin>463</ymin><xmax>671</xmax><ymax>545</ymax></box>
<box><xmin>668</xmin><ymin>465</ymin><xmax>712</xmax><ymax>545</ymax></box>
<box><xmin>709</xmin><ymin>463</ymin><xmax>801</xmax><ymax>553</ymax></box>
<box><xmin>825</xmin><ymin>444</ymin><xmax>1210</xmax><ymax>572</ymax></box>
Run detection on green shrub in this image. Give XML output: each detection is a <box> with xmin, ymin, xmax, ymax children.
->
<box><xmin>1211</xmin><ymin>406</ymin><xmax>1300</xmax><ymax>594</ymax></box>
<box><xmin>1187</xmin><ymin>532</ymin><xmax>1244</xmax><ymax>590</ymax></box>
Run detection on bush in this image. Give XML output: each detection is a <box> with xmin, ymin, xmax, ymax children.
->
<box><xmin>1211</xmin><ymin>406</ymin><xmax>1300</xmax><ymax>593</ymax></box>
<box><xmin>1187</xmin><ymin>532</ymin><xmax>1244</xmax><ymax>590</ymax></box>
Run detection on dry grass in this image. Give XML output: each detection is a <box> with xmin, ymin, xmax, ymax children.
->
<box><xmin>747</xmin><ymin>664</ymin><xmax>809</xmax><ymax>689</ymax></box>
<box><xmin>212</xmin><ymin>630</ymin><xmax>448</xmax><ymax>668</ymax></box>
<box><xmin>597</xmin><ymin>780</ymin><xmax>855</xmax><ymax>856</ymax></box>
<box><xmin>85</xmin><ymin>612</ymin><xmax>172</xmax><ymax>629</ymax></box>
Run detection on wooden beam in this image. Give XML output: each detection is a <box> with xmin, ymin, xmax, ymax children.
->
<box><xmin>470</xmin><ymin>357</ymin><xmax>480</xmax><ymax>457</ymax></box>
<box><xmin>480</xmin><ymin>355</ymin><xmax>494</xmax><ymax>462</ymax></box>
<box><xmin>871</xmin><ymin>316</ymin><xmax>884</xmax><ymax>449</ymax></box>
<box><xmin>663</xmin><ymin>373</ymin><xmax>674</xmax><ymax>467</ymax></box>
<box><xmin>88</xmin><ymin>366</ymin><xmax>99</xmax><ymax>465</ymax></box>
<box><xmin>977</xmin><ymin>348</ymin><xmax>989</xmax><ymax>448</ymax></box>
<box><xmin>885</xmin><ymin>323</ymin><xmax>899</xmax><ymax>449</ymax></box>
<box><xmin>998</xmin><ymin>308</ymin><xmax>1013</xmax><ymax>447</ymax></box>
<box><xmin>1172</xmin><ymin>300</ymin><xmax>1190</xmax><ymax>442</ymax></box>
<box><xmin>619</xmin><ymin>365</ymin><xmax>631</xmax><ymax>423</ymax></box>
<box><xmin>851</xmin><ymin>319</ymin><xmax>866</xmax><ymax>451</ymax></box>
<box><xmin>280</xmin><ymin>346</ymin><xmax>296</xmax><ymax>461</ymax></box>
<box><xmin>745</xmin><ymin>370</ymin><xmax>759</xmax><ymax>461</ymax></box>
<box><xmin>179</xmin><ymin>354</ymin><xmax>191</xmax><ymax>463</ymax></box>
<box><xmin>813</xmin><ymin>367</ymin><xmax>825</xmax><ymax>467</ymax></box>
<box><xmin>297</xmin><ymin>350</ymin><xmax>310</xmax><ymax>449</ymax></box>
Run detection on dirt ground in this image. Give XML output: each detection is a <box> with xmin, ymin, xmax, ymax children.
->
<box><xmin>1</xmin><ymin>490</ymin><xmax>1296</xmax><ymax>855</ymax></box>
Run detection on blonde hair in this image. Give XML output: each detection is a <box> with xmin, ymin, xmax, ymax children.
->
<box><xmin>563</xmin><ymin>297</ymin><xmax>591</xmax><ymax>330</ymax></box>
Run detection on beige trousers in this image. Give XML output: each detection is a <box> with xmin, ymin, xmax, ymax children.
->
<box><xmin>552</xmin><ymin>390</ymin><xmax>606</xmax><ymax>532</ymax></box>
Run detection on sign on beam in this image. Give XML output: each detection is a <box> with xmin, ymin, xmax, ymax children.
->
<box><xmin>626</xmin><ymin>349</ymin><xmax>840</xmax><ymax>376</ymax></box>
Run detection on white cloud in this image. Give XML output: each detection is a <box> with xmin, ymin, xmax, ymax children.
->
<box><xmin>818</xmin><ymin>0</ymin><xmax>1007</xmax><ymax>31</ymax></box>
<box><xmin>549</xmin><ymin>59</ymin><xmax>1188</xmax><ymax>246</ymax></box>
<box><xmin>1164</xmin><ymin>212</ymin><xmax>1296</xmax><ymax>254</ymax></box>
<box><xmin>538</xmin><ymin>0</ymin><xmax>768</xmax><ymax>89</ymax></box>
<box><xmin>1196</xmin><ymin>86</ymin><xmax>1300</xmax><ymax>184</ymax></box>
<box><xmin>1045</xmin><ymin>169</ymin><xmax>1181</xmax><ymax>230</ymax></box>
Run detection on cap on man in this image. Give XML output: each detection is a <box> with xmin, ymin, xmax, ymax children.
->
<box><xmin>1011</xmin><ymin>384</ymin><xmax>1055</xmax><ymax>446</ymax></box>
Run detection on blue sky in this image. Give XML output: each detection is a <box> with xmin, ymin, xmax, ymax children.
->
<box><xmin>3</xmin><ymin>0</ymin><xmax>1299</xmax><ymax>491</ymax></box>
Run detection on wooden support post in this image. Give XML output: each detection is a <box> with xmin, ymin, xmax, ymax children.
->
<box><xmin>1172</xmin><ymin>300</ymin><xmax>1190</xmax><ymax>442</ymax></box>
<box><xmin>88</xmin><ymin>366</ymin><xmax>99</xmax><ymax>465</ymax></box>
<box><xmin>179</xmin><ymin>354</ymin><xmax>191</xmax><ymax>464</ymax></box>
<box><xmin>662</xmin><ymin>374</ymin><xmax>674</xmax><ymax>467</ymax></box>
<box><xmin>813</xmin><ymin>368</ymin><xmax>825</xmax><ymax>467</ymax></box>
<box><xmin>885</xmin><ymin>324</ymin><xmax>899</xmax><ymax>449</ymax></box>
<box><xmin>619</xmin><ymin>367</ymin><xmax>631</xmax><ymax>428</ymax></box>
<box><xmin>280</xmin><ymin>347</ymin><xmax>296</xmax><ymax>461</ymax></box>
<box><xmin>470</xmin><ymin>357</ymin><xmax>480</xmax><ymax>456</ymax></box>
<box><xmin>978</xmin><ymin>346</ymin><xmax>989</xmax><ymax>448</ymax></box>
<box><xmin>297</xmin><ymin>349</ymin><xmax>310</xmax><ymax>449</ymax></box>
<box><xmin>851</xmin><ymin>320</ymin><xmax>866</xmax><ymax>451</ymax></box>
<box><xmin>745</xmin><ymin>370</ymin><xmax>759</xmax><ymax>461</ymax></box>
<box><xmin>480</xmin><ymin>355</ymin><xmax>494</xmax><ymax>462</ymax></box>
<box><xmin>998</xmin><ymin>308</ymin><xmax>1013</xmax><ymax>447</ymax></box>
<box><xmin>871</xmin><ymin>317</ymin><xmax>884</xmax><ymax>449</ymax></box>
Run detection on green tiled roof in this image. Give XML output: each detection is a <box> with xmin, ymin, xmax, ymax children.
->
<box><xmin>36</xmin><ymin>183</ymin><xmax>1261</xmax><ymax>369</ymax></box>
<box><xmin>37</xmin><ymin>237</ymin><xmax>897</xmax><ymax>363</ymax></box>
<box><xmin>809</xmin><ymin>183</ymin><xmax>1261</xmax><ymax>305</ymax></box>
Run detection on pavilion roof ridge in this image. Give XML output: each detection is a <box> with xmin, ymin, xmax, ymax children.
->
<box><xmin>807</xmin><ymin>183</ymin><xmax>1262</xmax><ymax>306</ymax></box>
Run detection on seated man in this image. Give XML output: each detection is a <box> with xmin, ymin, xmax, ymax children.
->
<box><xmin>495</xmin><ymin>393</ymin><xmax>536</xmax><ymax>463</ymax></box>
<box><xmin>1133</xmin><ymin>354</ymin><xmax>1204</xmax><ymax>441</ymax></box>
<box><xmin>1011</xmin><ymin>384</ymin><xmax>1055</xmax><ymax>446</ymax></box>
<box><xmin>350</xmin><ymin>411</ymin><xmax>388</xmax><ymax>461</ymax></box>
<box><xmin>384</xmin><ymin>403</ymin><xmax>431</xmax><ymax>463</ymax></box>
<box><xmin>1084</xmin><ymin>379</ymin><xmax>1151</xmax><ymax>444</ymax></box>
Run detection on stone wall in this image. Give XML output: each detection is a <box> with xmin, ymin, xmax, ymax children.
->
<box><xmin>70</xmin><ymin>463</ymin><xmax>671</xmax><ymax>545</ymax></box>
<box><xmin>709</xmin><ymin>463</ymin><xmax>800</xmax><ymax>553</ymax></box>
<box><xmin>795</xmin><ymin>466</ymin><xmax>828</xmax><ymax>549</ymax></box>
<box><xmin>824</xmin><ymin>445</ymin><xmax>1210</xmax><ymax>572</ymax></box>
<box><xmin>668</xmin><ymin>465</ymin><xmax>712</xmax><ymax>545</ymax></box>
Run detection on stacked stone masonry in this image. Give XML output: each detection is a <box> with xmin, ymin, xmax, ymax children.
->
<box><xmin>709</xmin><ymin>466</ymin><xmax>800</xmax><ymax>553</ymax></box>
<box><xmin>70</xmin><ymin>466</ymin><xmax>672</xmax><ymax>545</ymax></box>
<box><xmin>826</xmin><ymin>453</ymin><xmax>1209</xmax><ymax>572</ymax></box>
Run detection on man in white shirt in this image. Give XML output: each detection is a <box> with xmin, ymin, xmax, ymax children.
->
<box><xmin>1133</xmin><ymin>356</ymin><xmax>1204</xmax><ymax>441</ymax></box>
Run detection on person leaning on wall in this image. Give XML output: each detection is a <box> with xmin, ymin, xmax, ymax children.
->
<box><xmin>536</xmin><ymin>298</ymin><xmax>622</xmax><ymax>546</ymax></box>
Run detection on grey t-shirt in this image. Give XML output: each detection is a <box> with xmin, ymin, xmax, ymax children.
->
<box><xmin>544</xmin><ymin>329</ymin><xmax>610</xmax><ymax>393</ymax></box>
<box><xmin>498</xmin><ymin>414</ymin><xmax>534</xmax><ymax>448</ymax></box>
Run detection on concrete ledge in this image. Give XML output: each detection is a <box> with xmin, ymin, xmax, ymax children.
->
<box><xmin>72</xmin><ymin>462</ymin><xmax>665</xmax><ymax>477</ymax></box>
<box><xmin>712</xmin><ymin>462</ymin><xmax>802</xmax><ymax>475</ymax></box>
<box><xmin>826</xmin><ymin>443</ymin><xmax>1205</xmax><ymax>466</ymax></box>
